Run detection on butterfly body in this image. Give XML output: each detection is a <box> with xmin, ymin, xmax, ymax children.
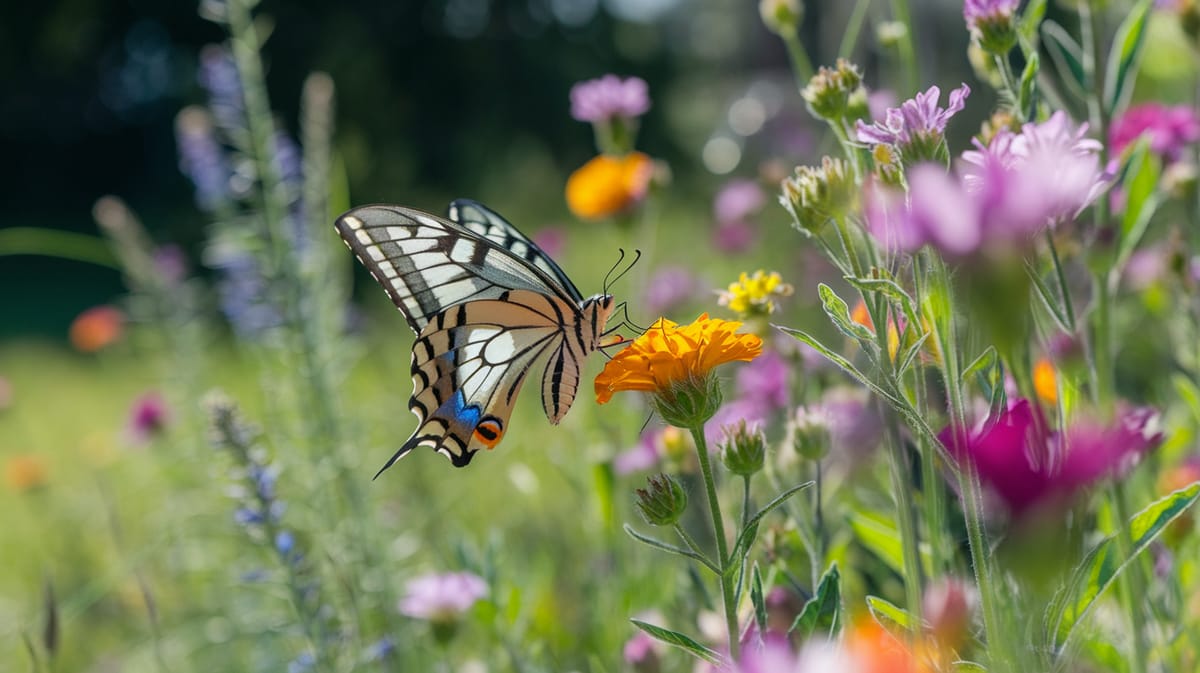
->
<box><xmin>335</xmin><ymin>200</ymin><xmax>614</xmax><ymax>472</ymax></box>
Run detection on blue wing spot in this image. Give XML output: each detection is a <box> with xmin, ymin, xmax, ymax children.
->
<box><xmin>436</xmin><ymin>390</ymin><xmax>481</xmax><ymax>428</ymax></box>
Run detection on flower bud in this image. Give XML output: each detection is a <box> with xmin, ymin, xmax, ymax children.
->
<box><xmin>790</xmin><ymin>406</ymin><xmax>831</xmax><ymax>460</ymax></box>
<box><xmin>759</xmin><ymin>0</ymin><xmax>803</xmax><ymax>37</ymax></box>
<box><xmin>876</xmin><ymin>21</ymin><xmax>908</xmax><ymax>48</ymax></box>
<box><xmin>801</xmin><ymin>59</ymin><xmax>863</xmax><ymax>122</ymax></box>
<box><xmin>964</xmin><ymin>0</ymin><xmax>1019</xmax><ymax>56</ymax></box>
<box><xmin>653</xmin><ymin>374</ymin><xmax>723</xmax><ymax>429</ymax></box>
<box><xmin>781</xmin><ymin>156</ymin><xmax>857</xmax><ymax>235</ymax></box>
<box><xmin>720</xmin><ymin>420</ymin><xmax>766</xmax><ymax>476</ymax></box>
<box><xmin>635</xmin><ymin>473</ymin><xmax>689</xmax><ymax>526</ymax></box>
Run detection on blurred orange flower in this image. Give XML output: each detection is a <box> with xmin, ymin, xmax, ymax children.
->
<box><xmin>845</xmin><ymin>618</ymin><xmax>934</xmax><ymax>673</ymax></box>
<box><xmin>69</xmin><ymin>305</ymin><xmax>124</xmax><ymax>352</ymax></box>
<box><xmin>594</xmin><ymin>313</ymin><xmax>761</xmax><ymax>404</ymax></box>
<box><xmin>565</xmin><ymin>152</ymin><xmax>653</xmax><ymax>220</ymax></box>
<box><xmin>1033</xmin><ymin>357</ymin><xmax>1058</xmax><ymax>405</ymax></box>
<box><xmin>4</xmin><ymin>454</ymin><xmax>48</xmax><ymax>493</ymax></box>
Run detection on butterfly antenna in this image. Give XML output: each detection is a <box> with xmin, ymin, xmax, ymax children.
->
<box><xmin>605</xmin><ymin>249</ymin><xmax>642</xmax><ymax>293</ymax></box>
<box><xmin>616</xmin><ymin>301</ymin><xmax>650</xmax><ymax>333</ymax></box>
<box><xmin>602</xmin><ymin>248</ymin><xmax>627</xmax><ymax>295</ymax></box>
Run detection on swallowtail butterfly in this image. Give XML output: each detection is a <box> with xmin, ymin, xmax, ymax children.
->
<box><xmin>335</xmin><ymin>199</ymin><xmax>615</xmax><ymax>473</ymax></box>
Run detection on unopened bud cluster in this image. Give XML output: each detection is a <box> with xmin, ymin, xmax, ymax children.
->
<box><xmin>801</xmin><ymin>59</ymin><xmax>863</xmax><ymax>122</ymax></box>
<box><xmin>653</xmin><ymin>375</ymin><xmax>723</xmax><ymax>429</ymax></box>
<box><xmin>781</xmin><ymin>156</ymin><xmax>857</xmax><ymax>235</ymax></box>
<box><xmin>635</xmin><ymin>473</ymin><xmax>689</xmax><ymax>526</ymax></box>
<box><xmin>720</xmin><ymin>420</ymin><xmax>766</xmax><ymax>476</ymax></box>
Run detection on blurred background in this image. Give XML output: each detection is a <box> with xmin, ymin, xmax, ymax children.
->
<box><xmin>0</xmin><ymin>0</ymin><xmax>988</xmax><ymax>339</ymax></box>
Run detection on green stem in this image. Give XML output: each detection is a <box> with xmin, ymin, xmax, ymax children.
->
<box><xmin>0</xmin><ymin>228</ymin><xmax>119</xmax><ymax>268</ymax></box>
<box><xmin>882</xmin><ymin>404</ymin><xmax>924</xmax><ymax>631</ymax></box>
<box><xmin>888</xmin><ymin>0</ymin><xmax>919</xmax><ymax>93</ymax></box>
<box><xmin>1111</xmin><ymin>481</ymin><xmax>1150</xmax><ymax>673</ymax></box>
<box><xmin>689</xmin><ymin>425</ymin><xmax>740</xmax><ymax>662</ymax></box>
<box><xmin>838</xmin><ymin>0</ymin><xmax>873</xmax><ymax>59</ymax></box>
<box><xmin>781</xmin><ymin>29</ymin><xmax>814</xmax><ymax>90</ymax></box>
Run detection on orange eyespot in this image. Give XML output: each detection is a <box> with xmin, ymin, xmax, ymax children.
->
<box><xmin>473</xmin><ymin>418</ymin><xmax>504</xmax><ymax>450</ymax></box>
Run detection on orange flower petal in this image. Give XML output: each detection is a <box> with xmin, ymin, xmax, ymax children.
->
<box><xmin>565</xmin><ymin>152</ymin><xmax>653</xmax><ymax>220</ymax></box>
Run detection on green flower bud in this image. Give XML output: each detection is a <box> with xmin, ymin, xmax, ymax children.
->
<box><xmin>635</xmin><ymin>473</ymin><xmax>689</xmax><ymax>526</ymax></box>
<box><xmin>720</xmin><ymin>420</ymin><xmax>766</xmax><ymax>476</ymax></box>
<box><xmin>652</xmin><ymin>374</ymin><xmax>723</xmax><ymax>429</ymax></box>
<box><xmin>876</xmin><ymin>21</ymin><xmax>908</xmax><ymax>49</ymax></box>
<box><xmin>801</xmin><ymin>59</ymin><xmax>863</xmax><ymax>122</ymax></box>
<box><xmin>790</xmin><ymin>406</ymin><xmax>831</xmax><ymax>461</ymax></box>
<box><xmin>759</xmin><ymin>0</ymin><xmax>803</xmax><ymax>37</ymax></box>
<box><xmin>967</xmin><ymin>10</ymin><xmax>1018</xmax><ymax>57</ymax></box>
<box><xmin>781</xmin><ymin>156</ymin><xmax>858</xmax><ymax>235</ymax></box>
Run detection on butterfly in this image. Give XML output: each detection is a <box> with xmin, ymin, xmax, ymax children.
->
<box><xmin>335</xmin><ymin>199</ymin><xmax>616</xmax><ymax>473</ymax></box>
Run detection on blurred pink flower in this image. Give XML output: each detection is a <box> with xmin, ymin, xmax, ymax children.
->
<box><xmin>1110</xmin><ymin>103</ymin><xmax>1200</xmax><ymax>162</ymax></box>
<box><xmin>714</xmin><ymin>179</ymin><xmax>766</xmax><ymax>224</ymax></box>
<box><xmin>940</xmin><ymin>399</ymin><xmax>1162</xmax><ymax>517</ymax></box>
<box><xmin>963</xmin><ymin>0</ymin><xmax>1020</xmax><ymax>31</ymax></box>
<box><xmin>736</xmin><ymin>349</ymin><xmax>790</xmax><ymax>411</ymax></box>
<box><xmin>127</xmin><ymin>391</ymin><xmax>170</xmax><ymax>444</ymax></box>
<box><xmin>856</xmin><ymin>84</ymin><xmax>970</xmax><ymax>158</ymax></box>
<box><xmin>713</xmin><ymin>219</ymin><xmax>758</xmax><ymax>253</ymax></box>
<box><xmin>642</xmin><ymin>265</ymin><xmax>701</xmax><ymax>316</ymax></box>
<box><xmin>531</xmin><ymin>226</ymin><xmax>565</xmax><ymax>258</ymax></box>
<box><xmin>399</xmin><ymin>572</ymin><xmax>487</xmax><ymax>621</ymax></box>
<box><xmin>570</xmin><ymin>75</ymin><xmax>650</xmax><ymax>123</ymax></box>
<box><xmin>614</xmin><ymin>430</ymin><xmax>662</xmax><ymax>475</ymax></box>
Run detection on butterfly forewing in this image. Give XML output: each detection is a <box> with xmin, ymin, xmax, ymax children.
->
<box><xmin>335</xmin><ymin>201</ymin><xmax>613</xmax><ymax>473</ymax></box>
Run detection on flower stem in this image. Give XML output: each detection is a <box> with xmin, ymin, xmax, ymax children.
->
<box><xmin>881</xmin><ymin>404</ymin><xmax>924</xmax><ymax>632</ymax></box>
<box><xmin>780</xmin><ymin>29</ymin><xmax>814</xmax><ymax>91</ymax></box>
<box><xmin>689</xmin><ymin>425</ymin><xmax>740</xmax><ymax>662</ymax></box>
<box><xmin>888</xmin><ymin>0</ymin><xmax>919</xmax><ymax>94</ymax></box>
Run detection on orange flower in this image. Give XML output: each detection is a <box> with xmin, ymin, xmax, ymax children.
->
<box><xmin>565</xmin><ymin>152</ymin><xmax>653</xmax><ymax>220</ymax></box>
<box><xmin>594</xmin><ymin>313</ymin><xmax>762</xmax><ymax>404</ymax></box>
<box><xmin>69</xmin><ymin>305</ymin><xmax>124</xmax><ymax>352</ymax></box>
<box><xmin>845</xmin><ymin>618</ymin><xmax>934</xmax><ymax>673</ymax></box>
<box><xmin>4</xmin><ymin>454</ymin><xmax>48</xmax><ymax>493</ymax></box>
<box><xmin>1033</xmin><ymin>356</ymin><xmax>1058</xmax><ymax>405</ymax></box>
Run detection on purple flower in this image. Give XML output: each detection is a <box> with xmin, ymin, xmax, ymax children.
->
<box><xmin>570</xmin><ymin>75</ymin><xmax>650</xmax><ymax>123</ymax></box>
<box><xmin>127</xmin><ymin>391</ymin><xmax>170</xmax><ymax>444</ymax></box>
<box><xmin>614</xmin><ymin>430</ymin><xmax>662</xmax><ymax>475</ymax></box>
<box><xmin>940</xmin><ymin>399</ymin><xmax>1162</xmax><ymax>517</ymax></box>
<box><xmin>198</xmin><ymin>44</ymin><xmax>243</xmax><ymax>132</ymax></box>
<box><xmin>175</xmin><ymin>106</ymin><xmax>231</xmax><ymax>212</ymax></box>
<box><xmin>643</xmin><ymin>266</ymin><xmax>701</xmax><ymax>316</ymax></box>
<box><xmin>713</xmin><ymin>219</ymin><xmax>758</xmax><ymax>253</ymax></box>
<box><xmin>963</xmin><ymin>0</ymin><xmax>1020</xmax><ymax>31</ymax></box>
<box><xmin>153</xmin><ymin>244</ymin><xmax>189</xmax><ymax>285</ymax></box>
<box><xmin>736</xmin><ymin>349</ymin><xmax>790</xmax><ymax>411</ymax></box>
<box><xmin>532</xmin><ymin>227</ymin><xmax>565</xmax><ymax>258</ymax></box>
<box><xmin>713</xmin><ymin>179</ymin><xmax>766</xmax><ymax>224</ymax></box>
<box><xmin>855</xmin><ymin>84</ymin><xmax>970</xmax><ymax>159</ymax></box>
<box><xmin>399</xmin><ymin>572</ymin><xmax>487</xmax><ymax>621</ymax></box>
<box><xmin>1110</xmin><ymin>102</ymin><xmax>1200</xmax><ymax>162</ymax></box>
<box><xmin>622</xmin><ymin>628</ymin><xmax>663</xmax><ymax>671</ymax></box>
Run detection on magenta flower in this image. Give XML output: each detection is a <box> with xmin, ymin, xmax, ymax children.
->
<box><xmin>398</xmin><ymin>572</ymin><xmax>487</xmax><ymax>621</ymax></box>
<box><xmin>714</xmin><ymin>179</ymin><xmax>766</xmax><ymax>224</ymax></box>
<box><xmin>1110</xmin><ymin>102</ymin><xmax>1200</xmax><ymax>162</ymax></box>
<box><xmin>940</xmin><ymin>399</ymin><xmax>1162</xmax><ymax>518</ymax></box>
<box><xmin>531</xmin><ymin>226</ymin><xmax>565</xmax><ymax>258</ymax></box>
<box><xmin>569</xmin><ymin>75</ymin><xmax>650</xmax><ymax>123</ymax></box>
<box><xmin>127</xmin><ymin>392</ymin><xmax>170</xmax><ymax>444</ymax></box>
<box><xmin>963</xmin><ymin>0</ymin><xmax>1020</xmax><ymax>31</ymax></box>
<box><xmin>736</xmin><ymin>349</ymin><xmax>790</xmax><ymax>411</ymax></box>
<box><xmin>713</xmin><ymin>219</ymin><xmax>758</xmax><ymax>253</ymax></box>
<box><xmin>855</xmin><ymin>84</ymin><xmax>970</xmax><ymax>161</ymax></box>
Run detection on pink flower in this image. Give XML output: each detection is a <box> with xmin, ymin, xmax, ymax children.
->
<box><xmin>1110</xmin><ymin>103</ymin><xmax>1200</xmax><ymax>162</ymax></box>
<box><xmin>642</xmin><ymin>266</ymin><xmax>701</xmax><ymax>316</ymax></box>
<box><xmin>714</xmin><ymin>179</ymin><xmax>766</xmax><ymax>224</ymax></box>
<box><xmin>531</xmin><ymin>226</ymin><xmax>565</xmax><ymax>258</ymax></box>
<box><xmin>570</xmin><ymin>75</ymin><xmax>651</xmax><ymax>123</ymax></box>
<box><xmin>398</xmin><ymin>572</ymin><xmax>487</xmax><ymax>621</ymax></box>
<box><xmin>963</xmin><ymin>0</ymin><xmax>1020</xmax><ymax>31</ymax></box>
<box><xmin>940</xmin><ymin>399</ymin><xmax>1162</xmax><ymax>517</ymax></box>
<box><xmin>614</xmin><ymin>430</ymin><xmax>663</xmax><ymax>475</ymax></box>
<box><xmin>127</xmin><ymin>392</ymin><xmax>170</xmax><ymax>444</ymax></box>
<box><xmin>856</xmin><ymin>84</ymin><xmax>970</xmax><ymax>161</ymax></box>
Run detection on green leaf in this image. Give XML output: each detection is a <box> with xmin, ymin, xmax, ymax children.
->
<box><xmin>1171</xmin><ymin>374</ymin><xmax>1200</xmax><ymax>424</ymax></box>
<box><xmin>623</xmin><ymin>524</ymin><xmax>718</xmax><ymax>573</ymax></box>
<box><xmin>866</xmin><ymin>594</ymin><xmax>917</xmax><ymax>632</ymax></box>
<box><xmin>1050</xmin><ymin>482</ymin><xmax>1200</xmax><ymax>647</ymax></box>
<box><xmin>1026</xmin><ymin>260</ymin><xmax>1074</xmax><ymax>333</ymax></box>
<box><xmin>849</xmin><ymin>510</ymin><xmax>933</xmax><ymax>580</ymax></box>
<box><xmin>790</xmin><ymin>563</ymin><xmax>841</xmax><ymax>639</ymax></box>
<box><xmin>1041</xmin><ymin>20</ymin><xmax>1087</xmax><ymax>99</ymax></box>
<box><xmin>1116</xmin><ymin>142</ymin><xmax>1162</xmax><ymax>269</ymax></box>
<box><xmin>818</xmin><ymin>283</ymin><xmax>875</xmax><ymax>342</ymax></box>
<box><xmin>1104</xmin><ymin>0</ymin><xmax>1153</xmax><ymax>113</ymax></box>
<box><xmin>1018</xmin><ymin>0</ymin><xmax>1048</xmax><ymax>47</ymax></box>
<box><xmin>953</xmin><ymin>661</ymin><xmax>988</xmax><ymax>672</ymax></box>
<box><xmin>1018</xmin><ymin>52</ymin><xmax>1040</xmax><ymax>119</ymax></box>
<box><xmin>843</xmin><ymin>274</ymin><xmax>921</xmax><ymax>331</ymax></box>
<box><xmin>630</xmin><ymin>619</ymin><xmax>724</xmax><ymax>666</ymax></box>
<box><xmin>962</xmin><ymin>346</ymin><xmax>998</xmax><ymax>386</ymax></box>
<box><xmin>751</xmin><ymin>565</ymin><xmax>767</xmax><ymax>634</ymax></box>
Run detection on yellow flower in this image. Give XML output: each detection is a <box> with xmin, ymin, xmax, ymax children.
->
<box><xmin>1033</xmin><ymin>357</ymin><xmax>1058</xmax><ymax>405</ymax></box>
<box><xmin>4</xmin><ymin>454</ymin><xmax>48</xmax><ymax>493</ymax></box>
<box><xmin>565</xmin><ymin>152</ymin><xmax>653</xmax><ymax>220</ymax></box>
<box><xmin>594</xmin><ymin>314</ymin><xmax>762</xmax><ymax>405</ymax></box>
<box><xmin>718</xmin><ymin>270</ymin><xmax>793</xmax><ymax>316</ymax></box>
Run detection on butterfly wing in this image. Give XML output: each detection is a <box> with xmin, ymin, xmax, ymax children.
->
<box><xmin>335</xmin><ymin>204</ymin><xmax>577</xmax><ymax>333</ymax></box>
<box><xmin>447</xmin><ymin>199</ymin><xmax>583</xmax><ymax>302</ymax></box>
<box><xmin>377</xmin><ymin>290</ymin><xmax>581</xmax><ymax>472</ymax></box>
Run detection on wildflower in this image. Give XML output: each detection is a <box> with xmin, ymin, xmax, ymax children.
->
<box><xmin>922</xmin><ymin>578</ymin><xmax>974</xmax><ymax>653</ymax></box>
<box><xmin>175</xmin><ymin>106</ymin><xmax>231</xmax><ymax>211</ymax></box>
<box><xmin>623</xmin><ymin>628</ymin><xmax>663</xmax><ymax>673</ymax></box>
<box><xmin>198</xmin><ymin>44</ymin><xmax>243</xmax><ymax>132</ymax></box>
<box><xmin>714</xmin><ymin>219</ymin><xmax>758</xmax><ymax>253</ymax></box>
<box><xmin>844</xmin><ymin>618</ymin><xmax>932</xmax><ymax>673</ymax></box>
<box><xmin>790</xmin><ymin>405</ymin><xmax>832</xmax><ymax>460</ymax></box>
<box><xmin>714</xmin><ymin>179</ymin><xmax>766</xmax><ymax>224</ymax></box>
<box><xmin>365</xmin><ymin>637</ymin><xmax>396</xmax><ymax>662</ymax></box>
<box><xmin>940</xmin><ymin>399</ymin><xmax>1162</xmax><ymax>518</ymax></box>
<box><xmin>759</xmin><ymin>0</ymin><xmax>803</xmax><ymax>36</ymax></box>
<box><xmin>719</xmin><ymin>270</ymin><xmax>793</xmax><ymax>317</ymax></box>
<box><xmin>595</xmin><ymin>314</ymin><xmax>762</xmax><ymax>427</ymax></box>
<box><xmin>565</xmin><ymin>152</ymin><xmax>654</xmax><ymax>220</ymax></box>
<box><xmin>643</xmin><ymin>266</ymin><xmax>701</xmax><ymax>316</ymax></box>
<box><xmin>720</xmin><ymin>420</ymin><xmax>766</xmax><ymax>476</ymax></box>
<box><xmin>801</xmin><ymin>59</ymin><xmax>864</xmax><ymax>122</ymax></box>
<box><xmin>399</xmin><ymin>572</ymin><xmax>487</xmax><ymax>624</ymax></box>
<box><xmin>781</xmin><ymin>156</ymin><xmax>857</xmax><ymax>234</ymax></box>
<box><xmin>69</xmin><ymin>305</ymin><xmax>125</xmax><ymax>352</ymax></box>
<box><xmin>153</xmin><ymin>244</ymin><xmax>189</xmax><ymax>285</ymax></box>
<box><xmin>614</xmin><ymin>430</ymin><xmax>664</xmax><ymax>475</ymax></box>
<box><xmin>531</xmin><ymin>227</ymin><xmax>565</xmax><ymax>258</ymax></box>
<box><xmin>570</xmin><ymin>75</ymin><xmax>650</xmax><ymax>123</ymax></box>
<box><xmin>855</xmin><ymin>84</ymin><xmax>970</xmax><ymax>165</ymax></box>
<box><xmin>734</xmin><ymin>349</ymin><xmax>790</xmax><ymax>411</ymax></box>
<box><xmin>963</xmin><ymin>0</ymin><xmax>1020</xmax><ymax>55</ymax></box>
<box><xmin>207</xmin><ymin>245</ymin><xmax>281</xmax><ymax>337</ymax></box>
<box><xmin>634</xmin><ymin>473</ymin><xmax>689</xmax><ymax>525</ymax></box>
<box><xmin>127</xmin><ymin>391</ymin><xmax>170</xmax><ymax>444</ymax></box>
<box><xmin>4</xmin><ymin>454</ymin><xmax>48</xmax><ymax>493</ymax></box>
<box><xmin>1109</xmin><ymin>103</ymin><xmax>1200</xmax><ymax>162</ymax></box>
